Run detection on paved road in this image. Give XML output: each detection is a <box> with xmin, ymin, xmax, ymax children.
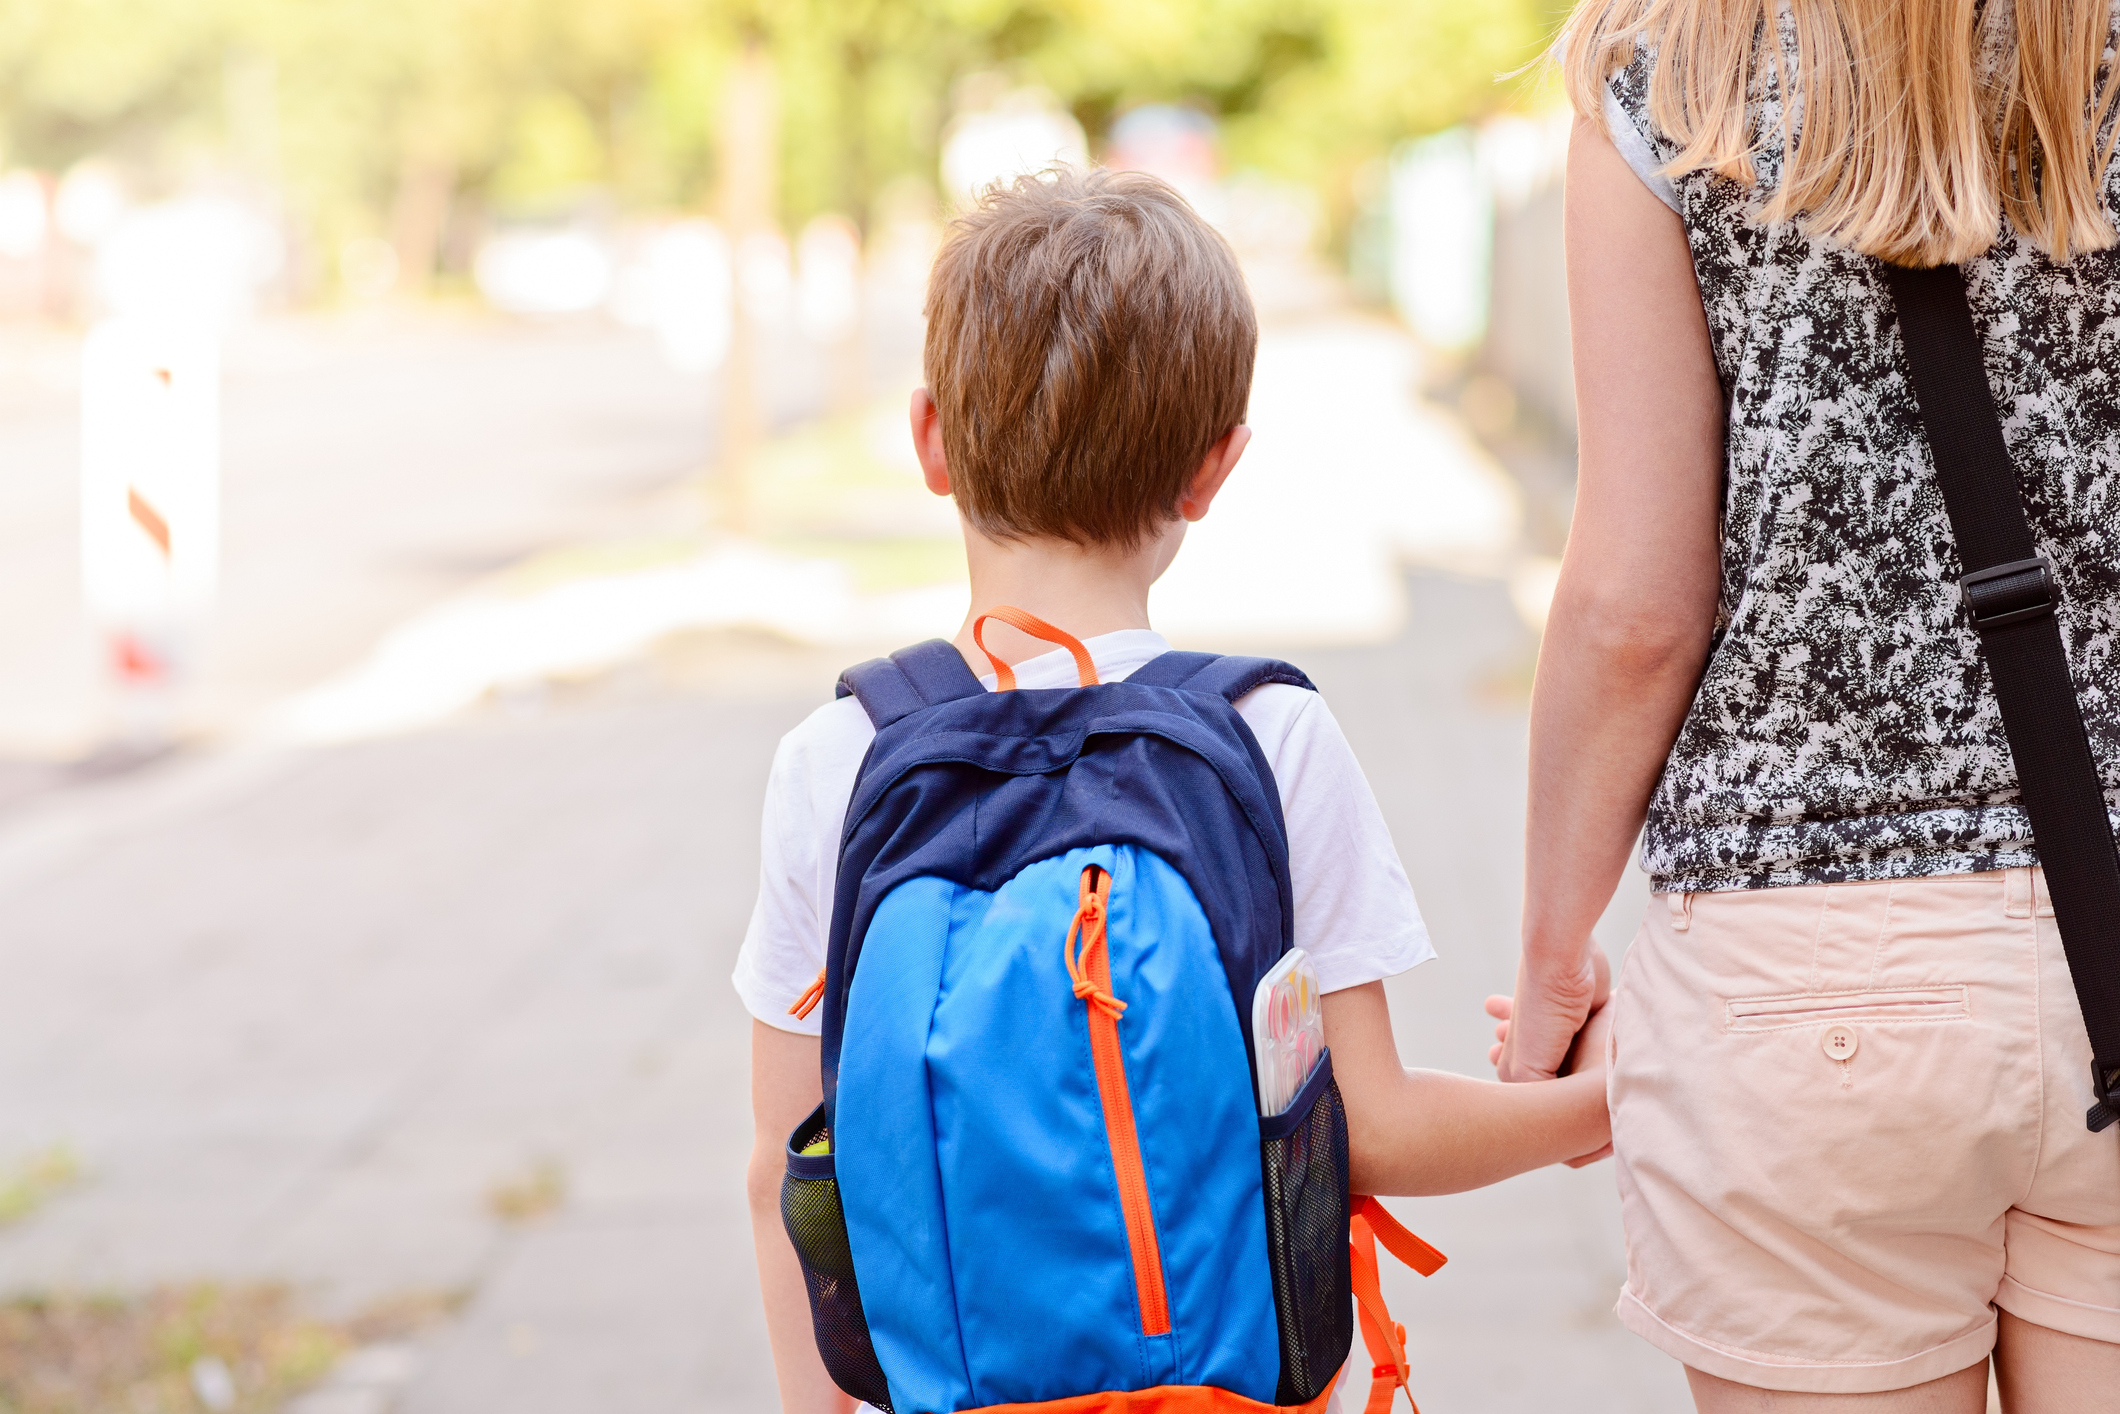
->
<box><xmin>0</xmin><ymin>309</ymin><xmax>1687</xmax><ymax>1412</ymax></box>
<box><xmin>0</xmin><ymin>605</ymin><xmax>1680</xmax><ymax>1414</ymax></box>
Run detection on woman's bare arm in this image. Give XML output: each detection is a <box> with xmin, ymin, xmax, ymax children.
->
<box><xmin>1497</xmin><ymin>115</ymin><xmax>1725</xmax><ymax>1082</ymax></box>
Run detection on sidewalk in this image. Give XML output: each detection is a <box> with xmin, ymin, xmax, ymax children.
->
<box><xmin>0</xmin><ymin>583</ymin><xmax>1680</xmax><ymax>1414</ymax></box>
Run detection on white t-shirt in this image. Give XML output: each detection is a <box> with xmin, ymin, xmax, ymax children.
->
<box><xmin>734</xmin><ymin>629</ymin><xmax>1432</xmax><ymax>1034</ymax></box>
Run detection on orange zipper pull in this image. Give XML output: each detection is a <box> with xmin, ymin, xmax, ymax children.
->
<box><xmin>1065</xmin><ymin>867</ymin><xmax>1124</xmax><ymax>1019</ymax></box>
<box><xmin>788</xmin><ymin>966</ymin><xmax>827</xmax><ymax>1020</ymax></box>
<box><xmin>1064</xmin><ymin>861</ymin><xmax>1169</xmax><ymax>1337</ymax></box>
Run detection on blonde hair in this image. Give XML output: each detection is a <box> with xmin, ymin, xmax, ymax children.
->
<box><xmin>1560</xmin><ymin>0</ymin><xmax>2120</xmax><ymax>265</ymax></box>
<box><xmin>924</xmin><ymin>167</ymin><xmax>1256</xmax><ymax>549</ymax></box>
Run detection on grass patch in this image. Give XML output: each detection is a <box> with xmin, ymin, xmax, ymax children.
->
<box><xmin>485</xmin><ymin>1159</ymin><xmax>566</xmax><ymax>1224</ymax></box>
<box><xmin>0</xmin><ymin>1147</ymin><xmax>81</xmax><ymax>1226</ymax></box>
<box><xmin>761</xmin><ymin>535</ymin><xmax>964</xmax><ymax>594</ymax></box>
<box><xmin>0</xmin><ymin>1284</ymin><xmax>453</xmax><ymax>1414</ymax></box>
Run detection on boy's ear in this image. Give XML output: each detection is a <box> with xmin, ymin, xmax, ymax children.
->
<box><xmin>1177</xmin><ymin>424</ymin><xmax>1250</xmax><ymax>523</ymax></box>
<box><xmin>910</xmin><ymin>388</ymin><xmax>950</xmax><ymax>497</ymax></box>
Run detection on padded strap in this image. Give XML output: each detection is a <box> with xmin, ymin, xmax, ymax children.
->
<box><xmin>1884</xmin><ymin>262</ymin><xmax>2120</xmax><ymax>1129</ymax></box>
<box><xmin>1126</xmin><ymin>650</ymin><xmax>1316</xmax><ymax>701</ymax></box>
<box><xmin>834</xmin><ymin>639</ymin><xmax>985</xmax><ymax>729</ymax></box>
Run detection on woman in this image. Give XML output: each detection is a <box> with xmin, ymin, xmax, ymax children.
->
<box><xmin>1502</xmin><ymin>1</ymin><xmax>2120</xmax><ymax>1408</ymax></box>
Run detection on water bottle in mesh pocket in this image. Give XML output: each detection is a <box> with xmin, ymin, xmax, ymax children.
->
<box><xmin>781</xmin><ymin>1104</ymin><xmax>893</xmax><ymax>1412</ymax></box>
<box><xmin>1260</xmin><ymin>1052</ymin><xmax>1352</xmax><ymax>1406</ymax></box>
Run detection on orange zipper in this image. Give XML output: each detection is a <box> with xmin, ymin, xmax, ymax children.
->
<box><xmin>1065</xmin><ymin>865</ymin><xmax>1171</xmax><ymax>1337</ymax></box>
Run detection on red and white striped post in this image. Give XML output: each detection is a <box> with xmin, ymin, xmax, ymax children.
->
<box><xmin>80</xmin><ymin>318</ymin><xmax>220</xmax><ymax>744</ymax></box>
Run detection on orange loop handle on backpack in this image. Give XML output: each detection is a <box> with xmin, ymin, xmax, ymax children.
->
<box><xmin>971</xmin><ymin>606</ymin><xmax>1099</xmax><ymax>691</ymax></box>
<box><xmin>1350</xmin><ymin>1197</ymin><xmax>1444</xmax><ymax>1414</ymax></box>
<box><xmin>1355</xmin><ymin>1195</ymin><xmax>1447</xmax><ymax>1277</ymax></box>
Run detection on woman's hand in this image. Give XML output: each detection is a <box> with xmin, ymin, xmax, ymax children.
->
<box><xmin>1485</xmin><ymin>946</ymin><xmax>1610</xmax><ymax>1078</ymax></box>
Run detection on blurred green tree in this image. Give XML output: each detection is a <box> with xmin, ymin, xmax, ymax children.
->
<box><xmin>0</xmin><ymin>0</ymin><xmax>1552</xmax><ymax>286</ymax></box>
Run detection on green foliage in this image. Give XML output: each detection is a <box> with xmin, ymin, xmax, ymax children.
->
<box><xmin>491</xmin><ymin>91</ymin><xmax>607</xmax><ymax>204</ymax></box>
<box><xmin>0</xmin><ymin>0</ymin><xmax>1556</xmax><ymax>276</ymax></box>
<box><xmin>0</xmin><ymin>0</ymin><xmax>235</xmax><ymax>175</ymax></box>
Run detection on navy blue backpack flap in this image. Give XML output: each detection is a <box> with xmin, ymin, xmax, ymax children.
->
<box><xmin>779</xmin><ymin>615</ymin><xmax>1359</xmax><ymax>1413</ymax></box>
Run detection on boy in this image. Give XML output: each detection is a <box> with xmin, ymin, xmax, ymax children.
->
<box><xmin>738</xmin><ymin>167</ymin><xmax>1610</xmax><ymax>1414</ymax></box>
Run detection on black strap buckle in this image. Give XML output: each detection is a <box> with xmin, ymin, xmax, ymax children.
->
<box><xmin>1961</xmin><ymin>556</ymin><xmax>2055</xmax><ymax>629</ymax></box>
<box><xmin>2090</xmin><ymin>1061</ymin><xmax>2120</xmax><ymax>1133</ymax></box>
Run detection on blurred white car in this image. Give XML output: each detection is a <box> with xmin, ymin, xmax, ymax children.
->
<box><xmin>474</xmin><ymin>228</ymin><xmax>615</xmax><ymax>316</ymax></box>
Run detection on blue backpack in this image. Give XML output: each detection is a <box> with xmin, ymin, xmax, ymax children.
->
<box><xmin>781</xmin><ymin>613</ymin><xmax>1442</xmax><ymax>1414</ymax></box>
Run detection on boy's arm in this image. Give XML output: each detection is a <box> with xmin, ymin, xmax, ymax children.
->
<box><xmin>748</xmin><ymin>1021</ymin><xmax>856</xmax><ymax>1414</ymax></box>
<box><xmin>1325</xmin><ymin>981</ymin><xmax>1609</xmax><ymax>1197</ymax></box>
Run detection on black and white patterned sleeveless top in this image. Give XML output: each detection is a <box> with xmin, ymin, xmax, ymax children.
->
<box><xmin>1607</xmin><ymin>48</ymin><xmax>2120</xmax><ymax>893</ymax></box>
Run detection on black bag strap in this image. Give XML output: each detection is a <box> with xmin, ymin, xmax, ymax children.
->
<box><xmin>1884</xmin><ymin>261</ymin><xmax>2120</xmax><ymax>1130</ymax></box>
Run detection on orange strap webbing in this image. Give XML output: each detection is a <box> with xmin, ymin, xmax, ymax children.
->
<box><xmin>1349</xmin><ymin>1196</ymin><xmax>1445</xmax><ymax>1414</ymax></box>
<box><xmin>787</xmin><ymin>966</ymin><xmax>826</xmax><ymax>1020</ymax></box>
<box><xmin>971</xmin><ymin>606</ymin><xmax>1099</xmax><ymax>690</ymax></box>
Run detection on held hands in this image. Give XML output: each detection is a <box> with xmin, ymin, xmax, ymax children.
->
<box><xmin>1484</xmin><ymin>946</ymin><xmax>1614</xmax><ymax>1168</ymax></box>
<box><xmin>1484</xmin><ymin>990</ymin><xmax>1612</xmax><ymax>1078</ymax></box>
<box><xmin>1492</xmin><ymin>946</ymin><xmax>1610</xmax><ymax>1082</ymax></box>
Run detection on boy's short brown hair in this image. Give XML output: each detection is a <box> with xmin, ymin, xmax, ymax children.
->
<box><xmin>924</xmin><ymin>167</ymin><xmax>1257</xmax><ymax>548</ymax></box>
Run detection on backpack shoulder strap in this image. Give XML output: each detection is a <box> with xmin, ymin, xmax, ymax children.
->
<box><xmin>1126</xmin><ymin>649</ymin><xmax>1316</xmax><ymax>701</ymax></box>
<box><xmin>835</xmin><ymin>639</ymin><xmax>985</xmax><ymax>729</ymax></box>
<box><xmin>1884</xmin><ymin>261</ymin><xmax>2120</xmax><ymax>1130</ymax></box>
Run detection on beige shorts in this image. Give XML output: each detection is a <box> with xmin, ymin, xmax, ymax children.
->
<box><xmin>1609</xmin><ymin>867</ymin><xmax>2120</xmax><ymax>1394</ymax></box>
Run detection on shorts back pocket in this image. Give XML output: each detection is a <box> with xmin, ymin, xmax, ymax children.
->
<box><xmin>1726</xmin><ymin>985</ymin><xmax>1971</xmax><ymax>1032</ymax></box>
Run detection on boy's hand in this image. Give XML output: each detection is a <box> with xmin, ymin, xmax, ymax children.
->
<box><xmin>1484</xmin><ymin>993</ymin><xmax>1509</xmax><ymax>1070</ymax></box>
<box><xmin>1557</xmin><ymin>999</ymin><xmax>1613</xmax><ymax>1166</ymax></box>
<box><xmin>1563</xmin><ymin>995</ymin><xmax>1613</xmax><ymax>1077</ymax></box>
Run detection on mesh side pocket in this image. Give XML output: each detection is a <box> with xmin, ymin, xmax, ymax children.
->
<box><xmin>1261</xmin><ymin>1053</ymin><xmax>1352</xmax><ymax>1406</ymax></box>
<box><xmin>781</xmin><ymin>1105</ymin><xmax>894</xmax><ymax>1413</ymax></box>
